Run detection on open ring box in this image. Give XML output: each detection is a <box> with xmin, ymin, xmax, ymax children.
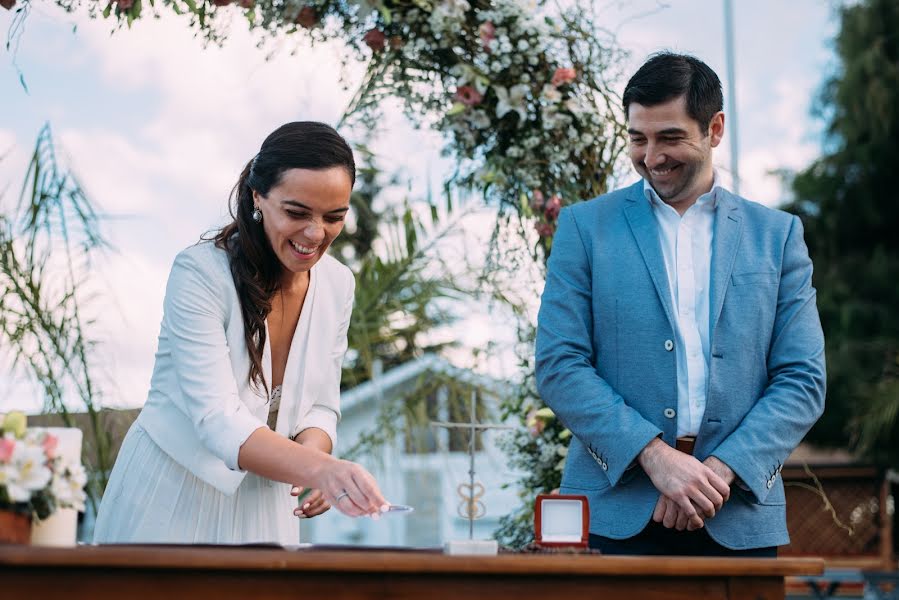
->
<box><xmin>534</xmin><ymin>494</ymin><xmax>589</xmax><ymax>549</ymax></box>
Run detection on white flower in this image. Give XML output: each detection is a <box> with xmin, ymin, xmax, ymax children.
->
<box><xmin>540</xmin><ymin>84</ymin><xmax>561</xmax><ymax>103</ymax></box>
<box><xmin>50</xmin><ymin>459</ymin><xmax>87</xmax><ymax>512</ymax></box>
<box><xmin>519</xmin><ymin>73</ymin><xmax>531</xmax><ymax>84</ymax></box>
<box><xmin>517</xmin><ymin>39</ymin><xmax>529</xmax><ymax>51</ymax></box>
<box><xmin>494</xmin><ymin>84</ymin><xmax>530</xmax><ymax>122</ymax></box>
<box><xmin>6</xmin><ymin>443</ymin><xmax>52</xmax><ymax>502</ymax></box>
<box><xmin>564</xmin><ymin>97</ymin><xmax>587</xmax><ymax>117</ymax></box>
<box><xmin>523</xmin><ymin>135</ymin><xmax>541</xmax><ymax>149</ymax></box>
<box><xmin>429</xmin><ymin>0</ymin><xmax>471</xmax><ymax>34</ymax></box>
<box><xmin>468</xmin><ymin>110</ymin><xmax>491</xmax><ymax>130</ymax></box>
<box><xmin>542</xmin><ymin>108</ymin><xmax>572</xmax><ymax>130</ymax></box>
<box><xmin>507</xmin><ymin>146</ymin><xmax>524</xmax><ymax>158</ymax></box>
<box><xmin>355</xmin><ymin>0</ymin><xmax>377</xmax><ymax>20</ymax></box>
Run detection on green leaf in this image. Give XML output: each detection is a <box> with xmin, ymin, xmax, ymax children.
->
<box><xmin>446</xmin><ymin>102</ymin><xmax>467</xmax><ymax>116</ymax></box>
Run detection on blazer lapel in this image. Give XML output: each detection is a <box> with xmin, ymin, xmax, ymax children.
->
<box><xmin>624</xmin><ymin>183</ymin><xmax>676</xmax><ymax>332</ymax></box>
<box><xmin>709</xmin><ymin>192</ymin><xmax>743</xmax><ymax>338</ymax></box>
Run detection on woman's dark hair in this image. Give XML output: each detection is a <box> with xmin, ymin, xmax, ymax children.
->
<box><xmin>622</xmin><ymin>52</ymin><xmax>723</xmax><ymax>132</ymax></box>
<box><xmin>212</xmin><ymin>121</ymin><xmax>355</xmax><ymax>394</ymax></box>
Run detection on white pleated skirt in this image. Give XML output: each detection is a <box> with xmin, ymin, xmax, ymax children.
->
<box><xmin>93</xmin><ymin>422</ymin><xmax>299</xmax><ymax>545</ymax></box>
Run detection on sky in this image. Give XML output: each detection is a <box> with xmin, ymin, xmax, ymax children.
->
<box><xmin>0</xmin><ymin>0</ymin><xmax>839</xmax><ymax>413</ymax></box>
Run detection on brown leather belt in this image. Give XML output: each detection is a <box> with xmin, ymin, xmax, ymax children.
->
<box><xmin>675</xmin><ymin>436</ymin><xmax>696</xmax><ymax>455</ymax></box>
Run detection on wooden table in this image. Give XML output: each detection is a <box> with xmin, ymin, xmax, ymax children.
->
<box><xmin>0</xmin><ymin>544</ymin><xmax>824</xmax><ymax>600</ymax></box>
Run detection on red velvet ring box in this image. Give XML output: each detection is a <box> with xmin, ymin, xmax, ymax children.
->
<box><xmin>534</xmin><ymin>494</ymin><xmax>590</xmax><ymax>549</ymax></box>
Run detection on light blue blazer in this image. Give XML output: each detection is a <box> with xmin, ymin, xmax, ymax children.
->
<box><xmin>535</xmin><ymin>181</ymin><xmax>826</xmax><ymax>550</ymax></box>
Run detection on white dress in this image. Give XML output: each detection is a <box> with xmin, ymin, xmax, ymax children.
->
<box><xmin>93</xmin><ymin>385</ymin><xmax>299</xmax><ymax>545</ymax></box>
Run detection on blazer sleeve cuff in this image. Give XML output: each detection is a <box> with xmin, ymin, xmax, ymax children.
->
<box><xmin>293</xmin><ymin>406</ymin><xmax>338</xmax><ymax>451</ymax></box>
<box><xmin>710</xmin><ymin>443</ymin><xmax>772</xmax><ymax>503</ymax></box>
<box><xmin>607</xmin><ymin>425</ymin><xmax>663</xmax><ymax>487</ymax></box>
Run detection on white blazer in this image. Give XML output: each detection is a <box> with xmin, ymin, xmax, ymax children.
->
<box><xmin>136</xmin><ymin>241</ymin><xmax>355</xmax><ymax>495</ymax></box>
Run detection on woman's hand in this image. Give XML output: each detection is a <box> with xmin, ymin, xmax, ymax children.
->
<box><xmin>291</xmin><ymin>486</ymin><xmax>330</xmax><ymax>518</ymax></box>
<box><xmin>312</xmin><ymin>459</ymin><xmax>388</xmax><ymax>519</ymax></box>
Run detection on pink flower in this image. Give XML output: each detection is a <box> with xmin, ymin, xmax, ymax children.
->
<box><xmin>238</xmin><ymin>0</ymin><xmax>254</xmax><ymax>7</ymax></box>
<box><xmin>363</xmin><ymin>29</ymin><xmax>387</xmax><ymax>52</ymax></box>
<box><xmin>535</xmin><ymin>222</ymin><xmax>555</xmax><ymax>238</ymax></box>
<box><xmin>478</xmin><ymin>21</ymin><xmax>496</xmax><ymax>50</ymax></box>
<box><xmin>551</xmin><ymin>67</ymin><xmax>577</xmax><ymax>88</ymax></box>
<box><xmin>1</xmin><ymin>0</ymin><xmax>17</xmax><ymax>10</ymax></box>
<box><xmin>42</xmin><ymin>434</ymin><xmax>59</xmax><ymax>460</ymax></box>
<box><xmin>115</xmin><ymin>0</ymin><xmax>134</xmax><ymax>9</ymax></box>
<box><xmin>529</xmin><ymin>190</ymin><xmax>546</xmax><ymax>212</ymax></box>
<box><xmin>544</xmin><ymin>195</ymin><xmax>562</xmax><ymax>220</ymax></box>
<box><xmin>453</xmin><ymin>86</ymin><xmax>483</xmax><ymax>107</ymax></box>
<box><xmin>296</xmin><ymin>6</ymin><xmax>317</xmax><ymax>29</ymax></box>
<box><xmin>212</xmin><ymin>0</ymin><xmax>232</xmax><ymax>6</ymax></box>
<box><xmin>0</xmin><ymin>438</ymin><xmax>14</xmax><ymax>463</ymax></box>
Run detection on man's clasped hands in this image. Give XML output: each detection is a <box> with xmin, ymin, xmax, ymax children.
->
<box><xmin>638</xmin><ymin>437</ymin><xmax>736</xmax><ymax>532</ymax></box>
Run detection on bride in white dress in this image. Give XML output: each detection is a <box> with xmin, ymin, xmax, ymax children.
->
<box><xmin>93</xmin><ymin>122</ymin><xmax>388</xmax><ymax>544</ymax></box>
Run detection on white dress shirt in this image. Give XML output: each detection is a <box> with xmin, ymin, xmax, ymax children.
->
<box><xmin>644</xmin><ymin>173</ymin><xmax>721</xmax><ymax>437</ymax></box>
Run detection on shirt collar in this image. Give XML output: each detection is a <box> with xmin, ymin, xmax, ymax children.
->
<box><xmin>643</xmin><ymin>170</ymin><xmax>723</xmax><ymax>209</ymax></box>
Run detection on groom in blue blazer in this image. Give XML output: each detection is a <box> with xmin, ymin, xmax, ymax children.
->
<box><xmin>535</xmin><ymin>53</ymin><xmax>825</xmax><ymax>555</ymax></box>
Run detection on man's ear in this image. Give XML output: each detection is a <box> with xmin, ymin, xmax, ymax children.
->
<box><xmin>709</xmin><ymin>111</ymin><xmax>725</xmax><ymax>148</ymax></box>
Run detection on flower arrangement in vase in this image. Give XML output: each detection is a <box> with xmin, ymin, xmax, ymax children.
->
<box><xmin>0</xmin><ymin>412</ymin><xmax>87</xmax><ymax>544</ymax></box>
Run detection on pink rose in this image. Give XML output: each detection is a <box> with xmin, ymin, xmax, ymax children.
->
<box><xmin>478</xmin><ymin>21</ymin><xmax>496</xmax><ymax>49</ymax></box>
<box><xmin>453</xmin><ymin>86</ymin><xmax>483</xmax><ymax>107</ymax></box>
<box><xmin>212</xmin><ymin>0</ymin><xmax>232</xmax><ymax>6</ymax></box>
<box><xmin>363</xmin><ymin>29</ymin><xmax>387</xmax><ymax>52</ymax></box>
<box><xmin>1</xmin><ymin>0</ymin><xmax>17</xmax><ymax>10</ymax></box>
<box><xmin>535</xmin><ymin>222</ymin><xmax>555</xmax><ymax>238</ymax></box>
<box><xmin>0</xmin><ymin>438</ymin><xmax>14</xmax><ymax>463</ymax></box>
<box><xmin>296</xmin><ymin>6</ymin><xmax>317</xmax><ymax>29</ymax></box>
<box><xmin>551</xmin><ymin>67</ymin><xmax>577</xmax><ymax>88</ymax></box>
<box><xmin>42</xmin><ymin>434</ymin><xmax>59</xmax><ymax>460</ymax></box>
<box><xmin>529</xmin><ymin>190</ymin><xmax>546</xmax><ymax>212</ymax></box>
<box><xmin>544</xmin><ymin>195</ymin><xmax>562</xmax><ymax>220</ymax></box>
<box><xmin>115</xmin><ymin>0</ymin><xmax>134</xmax><ymax>9</ymax></box>
<box><xmin>238</xmin><ymin>0</ymin><xmax>254</xmax><ymax>7</ymax></box>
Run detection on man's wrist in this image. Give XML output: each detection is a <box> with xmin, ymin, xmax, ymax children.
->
<box><xmin>637</xmin><ymin>436</ymin><xmax>666</xmax><ymax>472</ymax></box>
<box><xmin>705</xmin><ymin>455</ymin><xmax>736</xmax><ymax>486</ymax></box>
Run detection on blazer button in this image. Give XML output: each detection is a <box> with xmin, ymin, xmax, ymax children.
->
<box><xmin>664</xmin><ymin>408</ymin><xmax>676</xmax><ymax>419</ymax></box>
<box><xmin>664</xmin><ymin>339</ymin><xmax>674</xmax><ymax>351</ymax></box>
<box><xmin>766</xmin><ymin>480</ymin><xmax>773</xmax><ymax>489</ymax></box>
<box><xmin>601</xmin><ymin>462</ymin><xmax>608</xmax><ymax>471</ymax></box>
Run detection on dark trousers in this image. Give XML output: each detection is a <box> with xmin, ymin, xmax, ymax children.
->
<box><xmin>589</xmin><ymin>521</ymin><xmax>777</xmax><ymax>557</ymax></box>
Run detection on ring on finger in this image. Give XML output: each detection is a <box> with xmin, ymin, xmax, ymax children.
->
<box><xmin>335</xmin><ymin>490</ymin><xmax>350</xmax><ymax>502</ymax></box>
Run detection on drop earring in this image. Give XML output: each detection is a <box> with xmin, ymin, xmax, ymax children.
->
<box><xmin>252</xmin><ymin>207</ymin><xmax>263</xmax><ymax>223</ymax></box>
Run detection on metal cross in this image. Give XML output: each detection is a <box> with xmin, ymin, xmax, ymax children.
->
<box><xmin>430</xmin><ymin>390</ymin><xmax>513</xmax><ymax>540</ymax></box>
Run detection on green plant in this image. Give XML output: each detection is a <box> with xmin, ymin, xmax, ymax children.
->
<box><xmin>0</xmin><ymin>124</ymin><xmax>114</xmax><ymax>512</ymax></box>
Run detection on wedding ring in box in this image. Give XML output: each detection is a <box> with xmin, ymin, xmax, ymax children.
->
<box><xmin>534</xmin><ymin>494</ymin><xmax>589</xmax><ymax>549</ymax></box>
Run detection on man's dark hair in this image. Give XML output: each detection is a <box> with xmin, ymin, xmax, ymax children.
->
<box><xmin>622</xmin><ymin>52</ymin><xmax>723</xmax><ymax>131</ymax></box>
